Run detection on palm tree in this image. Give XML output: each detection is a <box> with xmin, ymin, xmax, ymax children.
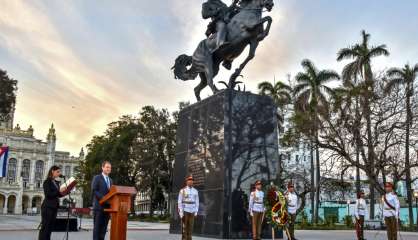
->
<box><xmin>258</xmin><ymin>79</ymin><xmax>292</xmax><ymax>186</ymax></box>
<box><xmin>258</xmin><ymin>80</ymin><xmax>292</xmax><ymax>131</ymax></box>
<box><xmin>385</xmin><ymin>63</ymin><xmax>418</xmax><ymax>226</ymax></box>
<box><xmin>258</xmin><ymin>80</ymin><xmax>292</xmax><ymax>108</ymax></box>
<box><xmin>337</xmin><ymin>30</ymin><xmax>389</xmax><ymax>219</ymax></box>
<box><xmin>294</xmin><ymin>59</ymin><xmax>340</xmax><ymax>224</ymax></box>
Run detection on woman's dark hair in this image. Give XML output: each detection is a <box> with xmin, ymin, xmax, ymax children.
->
<box><xmin>46</xmin><ymin>165</ymin><xmax>61</xmax><ymax>179</ymax></box>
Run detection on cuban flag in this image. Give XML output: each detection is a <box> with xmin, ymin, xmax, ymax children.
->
<box><xmin>0</xmin><ymin>146</ymin><xmax>9</xmax><ymax>178</ymax></box>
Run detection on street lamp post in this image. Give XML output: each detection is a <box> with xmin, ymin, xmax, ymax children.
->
<box><xmin>414</xmin><ymin>191</ymin><xmax>418</xmax><ymax>232</ymax></box>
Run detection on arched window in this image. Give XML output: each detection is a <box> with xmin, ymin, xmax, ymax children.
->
<box><xmin>7</xmin><ymin>158</ymin><xmax>17</xmax><ymax>183</ymax></box>
<box><xmin>34</xmin><ymin>160</ymin><xmax>44</xmax><ymax>189</ymax></box>
<box><xmin>35</xmin><ymin>160</ymin><xmax>44</xmax><ymax>181</ymax></box>
<box><xmin>22</xmin><ymin>159</ymin><xmax>31</xmax><ymax>188</ymax></box>
<box><xmin>64</xmin><ymin>166</ymin><xmax>71</xmax><ymax>177</ymax></box>
<box><xmin>22</xmin><ymin>159</ymin><xmax>31</xmax><ymax>180</ymax></box>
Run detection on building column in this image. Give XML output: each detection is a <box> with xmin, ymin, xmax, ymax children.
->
<box><xmin>15</xmin><ymin>192</ymin><xmax>22</xmax><ymax>214</ymax></box>
<box><xmin>3</xmin><ymin>196</ymin><xmax>8</xmax><ymax>214</ymax></box>
<box><xmin>27</xmin><ymin>195</ymin><xmax>32</xmax><ymax>214</ymax></box>
<box><xmin>30</xmin><ymin>160</ymin><xmax>36</xmax><ymax>189</ymax></box>
<box><xmin>16</xmin><ymin>159</ymin><xmax>22</xmax><ymax>185</ymax></box>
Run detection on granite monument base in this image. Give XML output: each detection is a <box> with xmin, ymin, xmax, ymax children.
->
<box><xmin>170</xmin><ymin>90</ymin><xmax>282</xmax><ymax>239</ymax></box>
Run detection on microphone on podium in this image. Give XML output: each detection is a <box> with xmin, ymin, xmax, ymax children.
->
<box><xmin>59</xmin><ymin>174</ymin><xmax>66</xmax><ymax>179</ymax></box>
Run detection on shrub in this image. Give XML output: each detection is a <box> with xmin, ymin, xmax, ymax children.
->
<box><xmin>343</xmin><ymin>215</ymin><xmax>353</xmax><ymax>228</ymax></box>
<box><xmin>324</xmin><ymin>215</ymin><xmax>338</xmax><ymax>227</ymax></box>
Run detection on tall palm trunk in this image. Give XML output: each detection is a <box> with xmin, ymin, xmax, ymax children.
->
<box><xmin>311</xmin><ymin>141</ymin><xmax>316</xmax><ymax>223</ymax></box>
<box><xmin>314</xmin><ymin>127</ymin><xmax>320</xmax><ymax>224</ymax></box>
<box><xmin>405</xmin><ymin>82</ymin><xmax>413</xmax><ymax>226</ymax></box>
<box><xmin>363</xmin><ymin>67</ymin><xmax>376</xmax><ymax>219</ymax></box>
<box><xmin>355</xmin><ymin>97</ymin><xmax>361</xmax><ymax>193</ymax></box>
<box><xmin>310</xmin><ymin>141</ymin><xmax>315</xmax><ymax>223</ymax></box>
<box><xmin>355</xmin><ymin>150</ymin><xmax>360</xmax><ymax>192</ymax></box>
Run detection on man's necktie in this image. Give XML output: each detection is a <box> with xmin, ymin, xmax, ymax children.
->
<box><xmin>106</xmin><ymin>176</ymin><xmax>110</xmax><ymax>189</ymax></box>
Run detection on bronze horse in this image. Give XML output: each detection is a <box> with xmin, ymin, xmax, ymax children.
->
<box><xmin>172</xmin><ymin>0</ymin><xmax>274</xmax><ymax>101</ymax></box>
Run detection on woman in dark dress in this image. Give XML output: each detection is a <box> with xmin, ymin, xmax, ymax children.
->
<box><xmin>38</xmin><ymin>165</ymin><xmax>65</xmax><ymax>240</ymax></box>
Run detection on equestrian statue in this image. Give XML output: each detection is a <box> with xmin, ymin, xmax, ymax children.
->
<box><xmin>172</xmin><ymin>0</ymin><xmax>275</xmax><ymax>101</ymax></box>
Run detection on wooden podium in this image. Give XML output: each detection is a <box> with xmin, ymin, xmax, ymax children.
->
<box><xmin>100</xmin><ymin>185</ymin><xmax>137</xmax><ymax>240</ymax></box>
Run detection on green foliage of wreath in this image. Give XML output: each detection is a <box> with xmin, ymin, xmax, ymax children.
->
<box><xmin>264</xmin><ymin>184</ymin><xmax>288</xmax><ymax>229</ymax></box>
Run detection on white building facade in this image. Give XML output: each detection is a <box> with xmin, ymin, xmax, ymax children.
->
<box><xmin>0</xmin><ymin>108</ymin><xmax>83</xmax><ymax>214</ymax></box>
<box><xmin>279</xmin><ymin>101</ymin><xmax>313</xmax><ymax>190</ymax></box>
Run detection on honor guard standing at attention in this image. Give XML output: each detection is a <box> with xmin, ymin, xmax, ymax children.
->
<box><xmin>249</xmin><ymin>180</ymin><xmax>265</xmax><ymax>240</ymax></box>
<box><xmin>285</xmin><ymin>182</ymin><xmax>298</xmax><ymax>240</ymax></box>
<box><xmin>354</xmin><ymin>190</ymin><xmax>367</xmax><ymax>240</ymax></box>
<box><xmin>178</xmin><ymin>176</ymin><xmax>199</xmax><ymax>240</ymax></box>
<box><xmin>382</xmin><ymin>182</ymin><xmax>400</xmax><ymax>240</ymax></box>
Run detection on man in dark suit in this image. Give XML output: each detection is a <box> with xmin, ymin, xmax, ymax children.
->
<box><xmin>92</xmin><ymin>161</ymin><xmax>112</xmax><ymax>240</ymax></box>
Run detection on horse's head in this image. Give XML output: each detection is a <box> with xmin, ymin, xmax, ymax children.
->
<box><xmin>242</xmin><ymin>0</ymin><xmax>274</xmax><ymax>12</ymax></box>
<box><xmin>263</xmin><ymin>0</ymin><xmax>274</xmax><ymax>12</ymax></box>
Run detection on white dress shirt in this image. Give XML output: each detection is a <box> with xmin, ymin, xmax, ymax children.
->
<box><xmin>249</xmin><ymin>189</ymin><xmax>265</xmax><ymax>213</ymax></box>
<box><xmin>382</xmin><ymin>193</ymin><xmax>400</xmax><ymax>218</ymax></box>
<box><xmin>286</xmin><ymin>192</ymin><xmax>298</xmax><ymax>214</ymax></box>
<box><xmin>354</xmin><ymin>198</ymin><xmax>367</xmax><ymax>219</ymax></box>
<box><xmin>178</xmin><ymin>186</ymin><xmax>199</xmax><ymax>217</ymax></box>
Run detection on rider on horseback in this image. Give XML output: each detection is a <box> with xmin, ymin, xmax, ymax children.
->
<box><xmin>202</xmin><ymin>0</ymin><xmax>240</xmax><ymax>69</ymax></box>
<box><xmin>174</xmin><ymin>0</ymin><xmax>274</xmax><ymax>101</ymax></box>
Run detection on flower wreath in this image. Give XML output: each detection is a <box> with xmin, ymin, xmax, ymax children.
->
<box><xmin>265</xmin><ymin>184</ymin><xmax>289</xmax><ymax>229</ymax></box>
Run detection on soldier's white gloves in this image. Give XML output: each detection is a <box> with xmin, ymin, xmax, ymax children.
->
<box><xmin>250</xmin><ymin>211</ymin><xmax>253</xmax><ymax>217</ymax></box>
<box><xmin>194</xmin><ymin>212</ymin><xmax>198</xmax><ymax>217</ymax></box>
<box><xmin>179</xmin><ymin>212</ymin><xmax>184</xmax><ymax>219</ymax></box>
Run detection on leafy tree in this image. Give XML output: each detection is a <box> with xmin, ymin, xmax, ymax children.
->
<box><xmin>133</xmin><ymin>106</ymin><xmax>176</xmax><ymax>216</ymax></box>
<box><xmin>0</xmin><ymin>69</ymin><xmax>18</xmax><ymax>119</ymax></box>
<box><xmin>78</xmin><ymin>105</ymin><xmax>177</xmax><ymax>215</ymax></box>
<box><xmin>78</xmin><ymin>115</ymin><xmax>142</xmax><ymax>208</ymax></box>
<box><xmin>293</xmin><ymin>59</ymin><xmax>339</xmax><ymax>224</ymax></box>
<box><xmin>385</xmin><ymin>63</ymin><xmax>418</xmax><ymax>226</ymax></box>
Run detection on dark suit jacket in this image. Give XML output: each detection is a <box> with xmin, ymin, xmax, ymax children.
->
<box><xmin>42</xmin><ymin>178</ymin><xmax>62</xmax><ymax>209</ymax></box>
<box><xmin>91</xmin><ymin>174</ymin><xmax>112</xmax><ymax>211</ymax></box>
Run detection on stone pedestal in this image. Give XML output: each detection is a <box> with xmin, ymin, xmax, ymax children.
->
<box><xmin>170</xmin><ymin>90</ymin><xmax>281</xmax><ymax>239</ymax></box>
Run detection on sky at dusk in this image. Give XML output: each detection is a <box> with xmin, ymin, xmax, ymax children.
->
<box><xmin>0</xmin><ymin>0</ymin><xmax>417</xmax><ymax>154</ymax></box>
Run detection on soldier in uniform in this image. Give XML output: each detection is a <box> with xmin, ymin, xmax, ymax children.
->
<box><xmin>285</xmin><ymin>182</ymin><xmax>298</xmax><ymax>240</ymax></box>
<box><xmin>249</xmin><ymin>180</ymin><xmax>265</xmax><ymax>240</ymax></box>
<box><xmin>178</xmin><ymin>176</ymin><xmax>199</xmax><ymax>240</ymax></box>
<box><xmin>382</xmin><ymin>182</ymin><xmax>400</xmax><ymax>240</ymax></box>
<box><xmin>354</xmin><ymin>190</ymin><xmax>367</xmax><ymax>240</ymax></box>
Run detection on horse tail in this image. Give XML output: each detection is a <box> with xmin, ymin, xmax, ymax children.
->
<box><xmin>171</xmin><ymin>54</ymin><xmax>198</xmax><ymax>81</ymax></box>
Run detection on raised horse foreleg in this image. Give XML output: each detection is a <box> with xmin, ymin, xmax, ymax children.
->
<box><xmin>229</xmin><ymin>39</ymin><xmax>259</xmax><ymax>85</ymax></box>
<box><xmin>257</xmin><ymin>16</ymin><xmax>273</xmax><ymax>41</ymax></box>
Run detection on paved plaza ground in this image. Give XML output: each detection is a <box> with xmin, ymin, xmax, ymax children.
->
<box><xmin>1</xmin><ymin>215</ymin><xmax>418</xmax><ymax>240</ymax></box>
